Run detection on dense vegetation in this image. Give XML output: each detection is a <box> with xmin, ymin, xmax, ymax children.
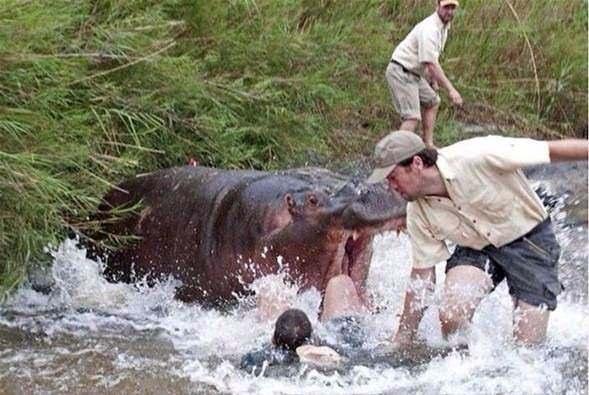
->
<box><xmin>0</xmin><ymin>0</ymin><xmax>587</xmax><ymax>298</ymax></box>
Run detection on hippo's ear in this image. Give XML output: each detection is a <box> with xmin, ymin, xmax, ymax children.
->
<box><xmin>262</xmin><ymin>196</ymin><xmax>294</xmax><ymax>237</ymax></box>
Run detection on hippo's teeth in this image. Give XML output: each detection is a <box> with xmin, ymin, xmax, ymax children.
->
<box><xmin>352</xmin><ymin>230</ymin><xmax>360</xmax><ymax>241</ymax></box>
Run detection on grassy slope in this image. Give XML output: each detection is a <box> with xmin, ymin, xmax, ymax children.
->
<box><xmin>0</xmin><ymin>0</ymin><xmax>587</xmax><ymax>297</ymax></box>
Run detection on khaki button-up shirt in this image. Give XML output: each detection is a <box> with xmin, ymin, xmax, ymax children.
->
<box><xmin>407</xmin><ymin>136</ymin><xmax>551</xmax><ymax>269</ymax></box>
<box><xmin>391</xmin><ymin>12</ymin><xmax>449</xmax><ymax>76</ymax></box>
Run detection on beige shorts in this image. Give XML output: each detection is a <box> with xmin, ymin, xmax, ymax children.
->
<box><xmin>385</xmin><ymin>62</ymin><xmax>440</xmax><ymax>121</ymax></box>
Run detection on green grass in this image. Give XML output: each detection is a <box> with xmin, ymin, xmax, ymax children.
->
<box><xmin>0</xmin><ymin>0</ymin><xmax>587</xmax><ymax>299</ymax></box>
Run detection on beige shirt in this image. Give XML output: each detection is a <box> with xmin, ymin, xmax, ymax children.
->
<box><xmin>407</xmin><ymin>136</ymin><xmax>551</xmax><ymax>269</ymax></box>
<box><xmin>391</xmin><ymin>12</ymin><xmax>449</xmax><ymax>76</ymax></box>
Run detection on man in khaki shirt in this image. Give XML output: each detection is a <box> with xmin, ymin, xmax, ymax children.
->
<box><xmin>367</xmin><ymin>130</ymin><xmax>588</xmax><ymax>345</ymax></box>
<box><xmin>386</xmin><ymin>0</ymin><xmax>463</xmax><ymax>147</ymax></box>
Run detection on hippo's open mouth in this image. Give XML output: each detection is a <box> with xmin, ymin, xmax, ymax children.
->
<box><xmin>324</xmin><ymin>231</ymin><xmax>372</xmax><ymax>294</ymax></box>
<box><xmin>343</xmin><ymin>235</ymin><xmax>360</xmax><ymax>274</ymax></box>
<box><xmin>326</xmin><ymin>214</ymin><xmax>406</xmax><ymax>297</ymax></box>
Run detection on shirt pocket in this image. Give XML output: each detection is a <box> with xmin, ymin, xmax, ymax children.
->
<box><xmin>467</xmin><ymin>185</ymin><xmax>513</xmax><ymax>224</ymax></box>
<box><xmin>429</xmin><ymin>210</ymin><xmax>463</xmax><ymax>242</ymax></box>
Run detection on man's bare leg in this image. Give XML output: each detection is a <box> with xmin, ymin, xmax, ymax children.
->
<box><xmin>421</xmin><ymin>103</ymin><xmax>439</xmax><ymax>148</ymax></box>
<box><xmin>512</xmin><ymin>299</ymin><xmax>549</xmax><ymax>345</ymax></box>
<box><xmin>399</xmin><ymin>118</ymin><xmax>419</xmax><ymax>133</ymax></box>
<box><xmin>439</xmin><ymin>265</ymin><xmax>493</xmax><ymax>338</ymax></box>
<box><xmin>321</xmin><ymin>274</ymin><xmax>366</xmax><ymax>322</ymax></box>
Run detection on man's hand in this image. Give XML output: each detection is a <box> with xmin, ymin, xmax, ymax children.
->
<box><xmin>296</xmin><ymin>345</ymin><xmax>344</xmax><ymax>366</ymax></box>
<box><xmin>449</xmin><ymin>88</ymin><xmax>463</xmax><ymax>106</ymax></box>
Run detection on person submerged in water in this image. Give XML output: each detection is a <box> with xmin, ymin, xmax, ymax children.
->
<box><xmin>241</xmin><ymin>274</ymin><xmax>368</xmax><ymax>372</ymax></box>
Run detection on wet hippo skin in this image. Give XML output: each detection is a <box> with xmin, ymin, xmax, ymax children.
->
<box><xmin>85</xmin><ymin>166</ymin><xmax>406</xmax><ymax>307</ymax></box>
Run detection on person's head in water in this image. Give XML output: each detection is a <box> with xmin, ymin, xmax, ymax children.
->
<box><xmin>272</xmin><ymin>308</ymin><xmax>312</xmax><ymax>351</ymax></box>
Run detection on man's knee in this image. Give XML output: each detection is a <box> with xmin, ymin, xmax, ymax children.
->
<box><xmin>439</xmin><ymin>268</ymin><xmax>492</xmax><ymax>338</ymax></box>
<box><xmin>421</xmin><ymin>89</ymin><xmax>441</xmax><ymax>108</ymax></box>
<box><xmin>424</xmin><ymin>102</ymin><xmax>440</xmax><ymax>113</ymax></box>
<box><xmin>399</xmin><ymin>118</ymin><xmax>419</xmax><ymax>131</ymax></box>
<box><xmin>422</xmin><ymin>98</ymin><xmax>440</xmax><ymax>111</ymax></box>
<box><xmin>439</xmin><ymin>304</ymin><xmax>471</xmax><ymax>337</ymax></box>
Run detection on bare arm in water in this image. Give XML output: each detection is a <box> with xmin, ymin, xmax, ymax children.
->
<box><xmin>391</xmin><ymin>267</ymin><xmax>436</xmax><ymax>346</ymax></box>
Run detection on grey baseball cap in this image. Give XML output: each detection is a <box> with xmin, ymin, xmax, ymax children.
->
<box><xmin>366</xmin><ymin>130</ymin><xmax>426</xmax><ymax>183</ymax></box>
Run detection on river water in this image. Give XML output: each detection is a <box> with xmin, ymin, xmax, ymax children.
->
<box><xmin>0</xmin><ymin>163</ymin><xmax>587</xmax><ymax>394</ymax></box>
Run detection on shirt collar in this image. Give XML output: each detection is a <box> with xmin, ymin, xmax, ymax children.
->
<box><xmin>435</xmin><ymin>152</ymin><xmax>456</xmax><ymax>182</ymax></box>
<box><xmin>420</xmin><ymin>152</ymin><xmax>456</xmax><ymax>203</ymax></box>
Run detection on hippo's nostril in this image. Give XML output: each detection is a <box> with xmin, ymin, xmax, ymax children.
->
<box><xmin>285</xmin><ymin>193</ymin><xmax>295</xmax><ymax>209</ymax></box>
<box><xmin>307</xmin><ymin>194</ymin><xmax>318</xmax><ymax>206</ymax></box>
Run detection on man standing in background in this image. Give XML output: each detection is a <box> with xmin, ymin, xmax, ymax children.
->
<box><xmin>386</xmin><ymin>0</ymin><xmax>463</xmax><ymax>147</ymax></box>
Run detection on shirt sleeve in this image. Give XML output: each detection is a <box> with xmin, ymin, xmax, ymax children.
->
<box><xmin>480</xmin><ymin>136</ymin><xmax>551</xmax><ymax>171</ymax></box>
<box><xmin>407</xmin><ymin>203</ymin><xmax>451</xmax><ymax>269</ymax></box>
<box><xmin>417</xmin><ymin>25</ymin><xmax>440</xmax><ymax>64</ymax></box>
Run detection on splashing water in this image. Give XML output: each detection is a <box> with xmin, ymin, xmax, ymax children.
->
<box><xmin>0</xmin><ymin>181</ymin><xmax>587</xmax><ymax>394</ymax></box>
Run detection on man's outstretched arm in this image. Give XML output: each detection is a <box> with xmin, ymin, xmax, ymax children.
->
<box><xmin>547</xmin><ymin>139</ymin><xmax>588</xmax><ymax>162</ymax></box>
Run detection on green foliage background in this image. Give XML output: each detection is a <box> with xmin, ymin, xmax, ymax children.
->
<box><xmin>0</xmin><ymin>0</ymin><xmax>587</xmax><ymax>298</ymax></box>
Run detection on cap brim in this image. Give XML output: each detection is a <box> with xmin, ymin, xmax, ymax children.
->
<box><xmin>366</xmin><ymin>163</ymin><xmax>396</xmax><ymax>184</ymax></box>
<box><xmin>440</xmin><ymin>0</ymin><xmax>459</xmax><ymax>7</ymax></box>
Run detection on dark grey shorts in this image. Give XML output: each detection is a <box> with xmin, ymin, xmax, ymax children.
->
<box><xmin>446</xmin><ymin>218</ymin><xmax>563</xmax><ymax>310</ymax></box>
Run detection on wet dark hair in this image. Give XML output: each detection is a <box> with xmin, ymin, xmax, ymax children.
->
<box><xmin>272</xmin><ymin>308</ymin><xmax>312</xmax><ymax>351</ymax></box>
<box><xmin>397</xmin><ymin>148</ymin><xmax>438</xmax><ymax>168</ymax></box>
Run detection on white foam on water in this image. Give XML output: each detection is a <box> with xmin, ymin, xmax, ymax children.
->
<box><xmin>0</xmin><ymin>217</ymin><xmax>587</xmax><ymax>393</ymax></box>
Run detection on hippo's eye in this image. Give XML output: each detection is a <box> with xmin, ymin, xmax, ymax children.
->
<box><xmin>307</xmin><ymin>194</ymin><xmax>318</xmax><ymax>206</ymax></box>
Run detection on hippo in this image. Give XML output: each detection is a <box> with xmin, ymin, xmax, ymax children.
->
<box><xmin>86</xmin><ymin>166</ymin><xmax>406</xmax><ymax>307</ymax></box>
